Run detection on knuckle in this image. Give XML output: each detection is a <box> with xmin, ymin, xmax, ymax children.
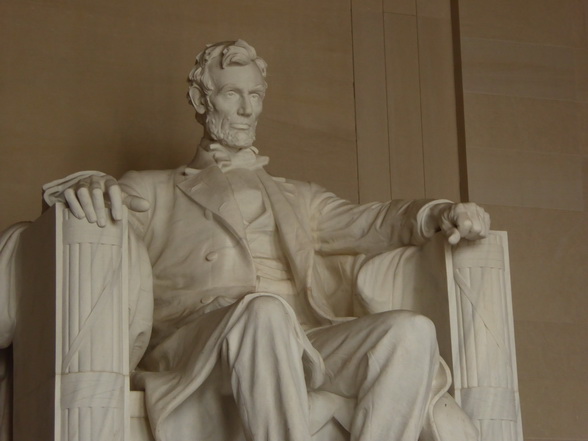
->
<box><xmin>105</xmin><ymin>176</ymin><xmax>118</xmax><ymax>187</ymax></box>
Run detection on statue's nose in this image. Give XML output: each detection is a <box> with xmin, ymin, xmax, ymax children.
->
<box><xmin>238</xmin><ymin>97</ymin><xmax>253</xmax><ymax>116</ymax></box>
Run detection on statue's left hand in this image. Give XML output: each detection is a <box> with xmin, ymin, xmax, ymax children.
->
<box><xmin>434</xmin><ymin>202</ymin><xmax>491</xmax><ymax>245</ymax></box>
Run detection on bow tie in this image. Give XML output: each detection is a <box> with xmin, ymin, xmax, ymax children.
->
<box><xmin>209</xmin><ymin>144</ymin><xmax>269</xmax><ymax>172</ymax></box>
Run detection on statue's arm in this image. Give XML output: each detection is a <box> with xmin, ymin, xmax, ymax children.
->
<box><xmin>42</xmin><ymin>171</ymin><xmax>150</xmax><ymax>227</ymax></box>
<box><xmin>308</xmin><ymin>183</ymin><xmax>489</xmax><ymax>255</ymax></box>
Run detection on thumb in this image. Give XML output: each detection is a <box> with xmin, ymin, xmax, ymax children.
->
<box><xmin>445</xmin><ymin>227</ymin><xmax>461</xmax><ymax>245</ymax></box>
<box><xmin>123</xmin><ymin>194</ymin><xmax>150</xmax><ymax>212</ymax></box>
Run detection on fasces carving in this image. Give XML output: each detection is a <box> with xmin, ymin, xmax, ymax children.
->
<box><xmin>13</xmin><ymin>206</ymin><xmax>130</xmax><ymax>441</ymax></box>
<box><xmin>449</xmin><ymin>232</ymin><xmax>523</xmax><ymax>441</ymax></box>
<box><xmin>59</xmin><ymin>208</ymin><xmax>129</xmax><ymax>441</ymax></box>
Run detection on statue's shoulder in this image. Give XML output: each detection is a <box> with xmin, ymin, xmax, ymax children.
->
<box><xmin>284</xmin><ymin>177</ymin><xmax>331</xmax><ymax>197</ymax></box>
<box><xmin>267</xmin><ymin>175</ymin><xmax>333</xmax><ymax>209</ymax></box>
<box><xmin>270</xmin><ymin>175</ymin><xmax>313</xmax><ymax>190</ymax></box>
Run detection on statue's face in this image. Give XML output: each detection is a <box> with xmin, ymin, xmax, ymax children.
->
<box><xmin>205</xmin><ymin>62</ymin><xmax>266</xmax><ymax>149</ymax></box>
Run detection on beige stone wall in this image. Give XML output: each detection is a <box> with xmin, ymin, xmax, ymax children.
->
<box><xmin>0</xmin><ymin>0</ymin><xmax>357</xmax><ymax>231</ymax></box>
<box><xmin>459</xmin><ymin>1</ymin><xmax>588</xmax><ymax>439</ymax></box>
<box><xmin>351</xmin><ymin>0</ymin><xmax>463</xmax><ymax>203</ymax></box>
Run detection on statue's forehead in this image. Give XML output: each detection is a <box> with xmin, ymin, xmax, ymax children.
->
<box><xmin>209</xmin><ymin>63</ymin><xmax>266</xmax><ymax>90</ymax></box>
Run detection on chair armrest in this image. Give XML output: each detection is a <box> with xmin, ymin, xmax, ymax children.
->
<box><xmin>14</xmin><ymin>203</ymin><xmax>131</xmax><ymax>441</ymax></box>
<box><xmin>447</xmin><ymin>231</ymin><xmax>523</xmax><ymax>441</ymax></box>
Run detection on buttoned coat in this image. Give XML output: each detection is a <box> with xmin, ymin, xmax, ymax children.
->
<box><xmin>119</xmin><ymin>163</ymin><xmax>434</xmax><ymax>348</ymax></box>
<box><xmin>117</xmin><ymin>159</ymin><xmax>447</xmax><ymax>441</ymax></box>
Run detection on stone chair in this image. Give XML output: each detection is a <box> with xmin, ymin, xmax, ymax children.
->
<box><xmin>10</xmin><ymin>203</ymin><xmax>524</xmax><ymax>441</ymax></box>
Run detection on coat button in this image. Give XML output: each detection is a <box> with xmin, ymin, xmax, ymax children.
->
<box><xmin>205</xmin><ymin>251</ymin><xmax>218</xmax><ymax>262</ymax></box>
<box><xmin>204</xmin><ymin>209</ymin><xmax>213</xmax><ymax>220</ymax></box>
<box><xmin>200</xmin><ymin>296</ymin><xmax>214</xmax><ymax>304</ymax></box>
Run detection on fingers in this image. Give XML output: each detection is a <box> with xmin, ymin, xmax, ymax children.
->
<box><xmin>64</xmin><ymin>187</ymin><xmax>85</xmax><ymax>219</ymax></box>
<box><xmin>91</xmin><ymin>177</ymin><xmax>107</xmax><ymax>227</ymax></box>
<box><xmin>106</xmin><ymin>178</ymin><xmax>124</xmax><ymax>221</ymax></box>
<box><xmin>466</xmin><ymin>204</ymin><xmax>490</xmax><ymax>240</ymax></box>
<box><xmin>63</xmin><ymin>175</ymin><xmax>145</xmax><ymax>226</ymax></box>
<box><xmin>442</xmin><ymin>202</ymin><xmax>491</xmax><ymax>244</ymax></box>
<box><xmin>455</xmin><ymin>212</ymin><xmax>481</xmax><ymax>239</ymax></box>
<box><xmin>76</xmin><ymin>180</ymin><xmax>98</xmax><ymax>224</ymax></box>
<box><xmin>483</xmin><ymin>211</ymin><xmax>491</xmax><ymax>236</ymax></box>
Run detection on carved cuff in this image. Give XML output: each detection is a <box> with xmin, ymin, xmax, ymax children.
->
<box><xmin>42</xmin><ymin>170</ymin><xmax>106</xmax><ymax>206</ymax></box>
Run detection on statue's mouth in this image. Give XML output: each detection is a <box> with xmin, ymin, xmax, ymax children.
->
<box><xmin>231</xmin><ymin>123</ymin><xmax>251</xmax><ymax>130</ymax></box>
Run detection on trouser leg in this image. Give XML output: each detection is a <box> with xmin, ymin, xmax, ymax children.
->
<box><xmin>308</xmin><ymin>310</ymin><xmax>439</xmax><ymax>441</ymax></box>
<box><xmin>221</xmin><ymin>296</ymin><xmax>312</xmax><ymax>441</ymax></box>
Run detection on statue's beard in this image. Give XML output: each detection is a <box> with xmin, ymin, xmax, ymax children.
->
<box><xmin>206</xmin><ymin>112</ymin><xmax>257</xmax><ymax>149</ymax></box>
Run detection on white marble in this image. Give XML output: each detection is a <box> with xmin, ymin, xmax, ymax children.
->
<box><xmin>0</xmin><ymin>40</ymin><xmax>523</xmax><ymax>441</ymax></box>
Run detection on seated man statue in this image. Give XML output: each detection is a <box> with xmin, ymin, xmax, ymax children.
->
<box><xmin>43</xmin><ymin>40</ymin><xmax>490</xmax><ymax>441</ymax></box>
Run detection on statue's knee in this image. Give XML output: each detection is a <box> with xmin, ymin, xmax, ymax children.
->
<box><xmin>243</xmin><ymin>296</ymin><xmax>291</xmax><ymax>329</ymax></box>
<box><xmin>379</xmin><ymin>310</ymin><xmax>437</xmax><ymax>346</ymax></box>
<box><xmin>224</xmin><ymin>297</ymin><xmax>296</xmax><ymax>360</ymax></box>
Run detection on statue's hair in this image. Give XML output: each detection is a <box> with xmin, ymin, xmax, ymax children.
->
<box><xmin>187</xmin><ymin>39</ymin><xmax>267</xmax><ymax>123</ymax></box>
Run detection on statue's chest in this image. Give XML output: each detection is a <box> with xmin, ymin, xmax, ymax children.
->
<box><xmin>225</xmin><ymin>169</ymin><xmax>266</xmax><ymax>224</ymax></box>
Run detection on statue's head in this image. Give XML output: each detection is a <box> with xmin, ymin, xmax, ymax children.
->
<box><xmin>188</xmin><ymin>40</ymin><xmax>268</xmax><ymax>149</ymax></box>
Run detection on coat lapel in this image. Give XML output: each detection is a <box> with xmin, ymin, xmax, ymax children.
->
<box><xmin>176</xmin><ymin>166</ymin><xmax>247</xmax><ymax>240</ymax></box>
<box><xmin>256</xmin><ymin>170</ymin><xmax>314</xmax><ymax>293</ymax></box>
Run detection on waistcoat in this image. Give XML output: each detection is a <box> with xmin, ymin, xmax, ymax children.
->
<box><xmin>225</xmin><ymin>168</ymin><xmax>319</xmax><ymax>329</ymax></box>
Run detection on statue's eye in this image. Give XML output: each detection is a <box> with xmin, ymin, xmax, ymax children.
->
<box><xmin>225</xmin><ymin>91</ymin><xmax>237</xmax><ymax>98</ymax></box>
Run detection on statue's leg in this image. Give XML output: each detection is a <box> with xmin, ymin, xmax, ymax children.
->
<box><xmin>307</xmin><ymin>310</ymin><xmax>438</xmax><ymax>441</ymax></box>
<box><xmin>221</xmin><ymin>295</ymin><xmax>312</xmax><ymax>441</ymax></box>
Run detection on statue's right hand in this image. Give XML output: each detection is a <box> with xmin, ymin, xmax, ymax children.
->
<box><xmin>63</xmin><ymin>175</ymin><xmax>150</xmax><ymax>227</ymax></box>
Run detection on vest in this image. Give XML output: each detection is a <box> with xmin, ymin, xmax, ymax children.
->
<box><xmin>225</xmin><ymin>168</ymin><xmax>319</xmax><ymax>329</ymax></box>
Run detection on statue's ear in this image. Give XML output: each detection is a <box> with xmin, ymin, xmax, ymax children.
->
<box><xmin>188</xmin><ymin>86</ymin><xmax>207</xmax><ymax>116</ymax></box>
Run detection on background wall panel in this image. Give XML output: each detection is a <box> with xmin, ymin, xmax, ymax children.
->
<box><xmin>384</xmin><ymin>13</ymin><xmax>425</xmax><ymax>200</ymax></box>
<box><xmin>354</xmin><ymin>0</ymin><xmax>463</xmax><ymax>203</ymax></box>
<box><xmin>351</xmin><ymin>0</ymin><xmax>392</xmax><ymax>204</ymax></box>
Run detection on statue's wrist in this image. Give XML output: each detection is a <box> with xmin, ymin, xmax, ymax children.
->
<box><xmin>425</xmin><ymin>202</ymin><xmax>453</xmax><ymax>235</ymax></box>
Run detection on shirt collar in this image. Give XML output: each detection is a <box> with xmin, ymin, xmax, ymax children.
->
<box><xmin>185</xmin><ymin>140</ymin><xmax>268</xmax><ymax>175</ymax></box>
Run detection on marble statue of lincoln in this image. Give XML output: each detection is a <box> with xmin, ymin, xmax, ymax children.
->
<box><xmin>44</xmin><ymin>39</ymin><xmax>489</xmax><ymax>441</ymax></box>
